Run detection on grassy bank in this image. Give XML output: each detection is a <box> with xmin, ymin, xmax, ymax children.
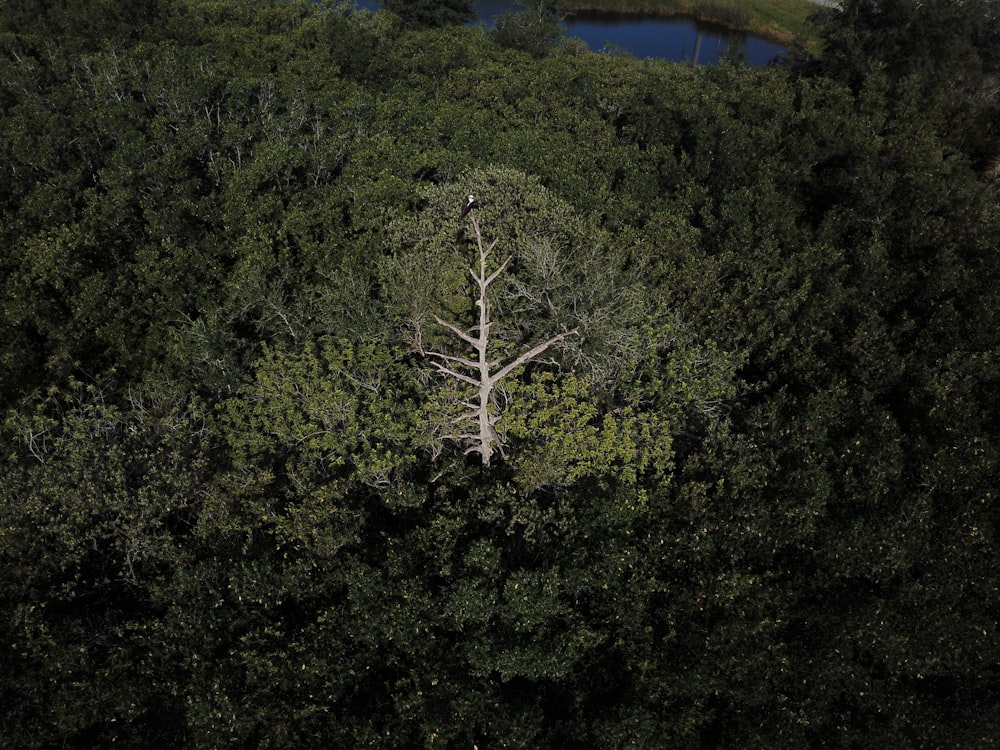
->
<box><xmin>558</xmin><ymin>0</ymin><xmax>825</xmax><ymax>51</ymax></box>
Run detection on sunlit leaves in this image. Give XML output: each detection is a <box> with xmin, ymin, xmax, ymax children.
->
<box><xmin>501</xmin><ymin>371</ymin><xmax>672</xmax><ymax>490</ymax></box>
<box><xmin>226</xmin><ymin>338</ymin><xmax>422</xmax><ymax>496</ymax></box>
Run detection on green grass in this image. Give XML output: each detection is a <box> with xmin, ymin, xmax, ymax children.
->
<box><xmin>558</xmin><ymin>0</ymin><xmax>825</xmax><ymax>51</ymax></box>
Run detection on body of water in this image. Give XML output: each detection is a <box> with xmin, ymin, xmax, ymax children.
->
<box><xmin>565</xmin><ymin>12</ymin><xmax>784</xmax><ymax>65</ymax></box>
<box><xmin>350</xmin><ymin>1</ymin><xmax>786</xmax><ymax>65</ymax></box>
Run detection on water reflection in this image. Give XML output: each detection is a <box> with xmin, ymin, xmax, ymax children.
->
<box><xmin>347</xmin><ymin>1</ymin><xmax>786</xmax><ymax>65</ymax></box>
<box><xmin>565</xmin><ymin>13</ymin><xmax>784</xmax><ymax>65</ymax></box>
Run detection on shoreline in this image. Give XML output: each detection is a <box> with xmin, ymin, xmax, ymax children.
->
<box><xmin>557</xmin><ymin>0</ymin><xmax>829</xmax><ymax>51</ymax></box>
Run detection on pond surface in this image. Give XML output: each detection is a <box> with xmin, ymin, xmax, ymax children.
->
<box><xmin>351</xmin><ymin>1</ymin><xmax>786</xmax><ymax>65</ymax></box>
<box><xmin>564</xmin><ymin>12</ymin><xmax>784</xmax><ymax>65</ymax></box>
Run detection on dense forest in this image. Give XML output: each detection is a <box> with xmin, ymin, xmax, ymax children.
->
<box><xmin>2</xmin><ymin>0</ymin><xmax>999</xmax><ymax>746</ymax></box>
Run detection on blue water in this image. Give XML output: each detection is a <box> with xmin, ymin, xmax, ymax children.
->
<box><xmin>565</xmin><ymin>14</ymin><xmax>784</xmax><ymax>65</ymax></box>
<box><xmin>348</xmin><ymin>1</ymin><xmax>786</xmax><ymax>65</ymax></box>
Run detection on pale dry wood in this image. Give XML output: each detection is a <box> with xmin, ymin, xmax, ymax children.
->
<box><xmin>423</xmin><ymin>215</ymin><xmax>578</xmax><ymax>465</ymax></box>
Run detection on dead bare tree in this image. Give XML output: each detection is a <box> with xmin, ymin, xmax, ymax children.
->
<box><xmin>422</xmin><ymin>215</ymin><xmax>578</xmax><ymax>466</ymax></box>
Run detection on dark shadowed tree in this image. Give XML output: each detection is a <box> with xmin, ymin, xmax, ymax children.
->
<box><xmin>807</xmin><ymin>0</ymin><xmax>1000</xmax><ymax>167</ymax></box>
<box><xmin>382</xmin><ymin>0</ymin><xmax>475</xmax><ymax>29</ymax></box>
<box><xmin>492</xmin><ymin>0</ymin><xmax>564</xmax><ymax>56</ymax></box>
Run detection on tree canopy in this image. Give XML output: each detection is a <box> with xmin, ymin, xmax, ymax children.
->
<box><xmin>382</xmin><ymin>0</ymin><xmax>476</xmax><ymax>29</ymax></box>
<box><xmin>1</xmin><ymin>0</ymin><xmax>998</xmax><ymax>747</ymax></box>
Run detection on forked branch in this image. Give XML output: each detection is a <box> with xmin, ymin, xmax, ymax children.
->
<box><xmin>423</xmin><ymin>214</ymin><xmax>578</xmax><ymax>465</ymax></box>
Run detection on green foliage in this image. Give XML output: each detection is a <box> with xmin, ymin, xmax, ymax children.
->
<box><xmin>0</xmin><ymin>382</ymin><xmax>211</xmax><ymax>747</ymax></box>
<box><xmin>382</xmin><ymin>0</ymin><xmax>476</xmax><ymax>29</ymax></box>
<box><xmin>492</xmin><ymin>0</ymin><xmax>565</xmax><ymax>56</ymax></box>
<box><xmin>225</xmin><ymin>338</ymin><xmax>424</xmax><ymax>494</ymax></box>
<box><xmin>502</xmin><ymin>370</ymin><xmax>673</xmax><ymax>489</ymax></box>
<box><xmin>383</xmin><ymin>165</ymin><xmax>656</xmax><ymax>368</ymax></box>
<box><xmin>807</xmin><ymin>0</ymin><xmax>1000</xmax><ymax>168</ymax></box>
<box><xmin>1</xmin><ymin>0</ymin><xmax>999</xmax><ymax>746</ymax></box>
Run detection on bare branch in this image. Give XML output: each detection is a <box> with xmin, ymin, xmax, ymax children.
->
<box><xmin>433</xmin><ymin>315</ymin><xmax>480</xmax><ymax>348</ymax></box>
<box><xmin>484</xmin><ymin>256</ymin><xmax>513</xmax><ymax>287</ymax></box>
<box><xmin>426</xmin><ymin>350</ymin><xmax>479</xmax><ymax>370</ymax></box>
<box><xmin>492</xmin><ymin>328</ymin><xmax>579</xmax><ymax>383</ymax></box>
<box><xmin>430</xmin><ymin>361</ymin><xmax>479</xmax><ymax>386</ymax></box>
<box><xmin>421</xmin><ymin>214</ymin><xmax>579</xmax><ymax>466</ymax></box>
